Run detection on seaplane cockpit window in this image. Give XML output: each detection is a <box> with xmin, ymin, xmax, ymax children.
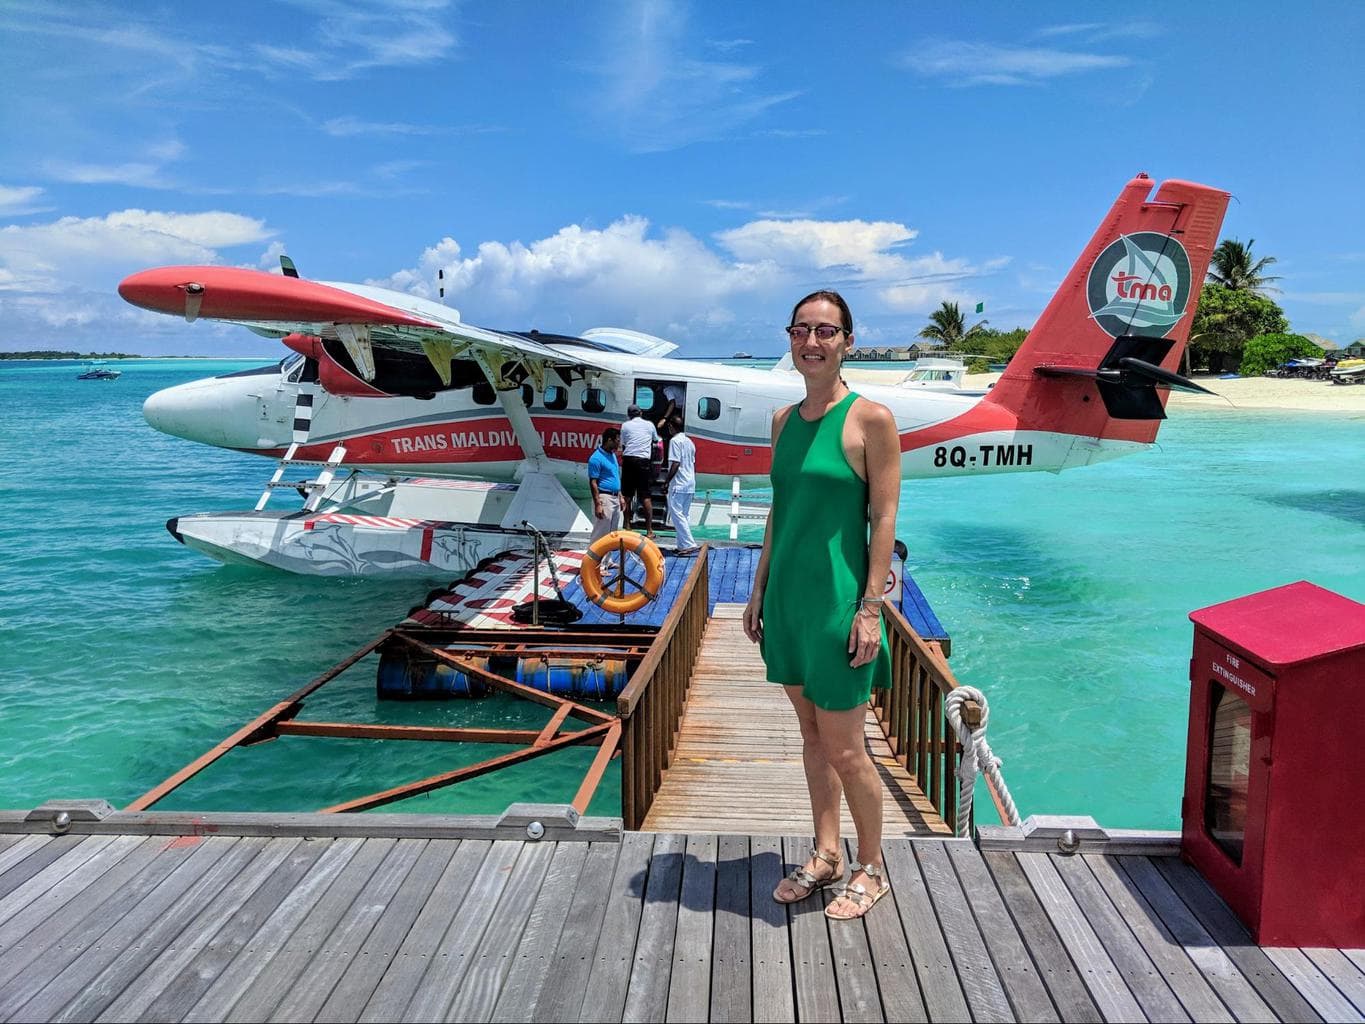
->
<box><xmin>544</xmin><ymin>385</ymin><xmax>568</xmax><ymax>411</ymax></box>
<box><xmin>697</xmin><ymin>397</ymin><xmax>721</xmax><ymax>421</ymax></box>
<box><xmin>472</xmin><ymin>381</ymin><xmax>497</xmax><ymax>406</ymax></box>
<box><xmin>280</xmin><ymin>353</ymin><xmax>305</xmax><ymax>381</ymax></box>
<box><xmin>581</xmin><ymin>387</ymin><xmax>606</xmax><ymax>414</ymax></box>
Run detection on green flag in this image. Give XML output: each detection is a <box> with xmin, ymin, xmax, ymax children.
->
<box><xmin>975</xmin><ymin>301</ymin><xmax>984</xmax><ymax>314</ymax></box>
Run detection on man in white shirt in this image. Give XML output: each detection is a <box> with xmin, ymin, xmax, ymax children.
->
<box><xmin>663</xmin><ymin>412</ymin><xmax>698</xmax><ymax>554</ymax></box>
<box><xmin>655</xmin><ymin>382</ymin><xmax>685</xmax><ymax>430</ymax></box>
<box><xmin>619</xmin><ymin>404</ymin><xmax>660</xmax><ymax>538</ymax></box>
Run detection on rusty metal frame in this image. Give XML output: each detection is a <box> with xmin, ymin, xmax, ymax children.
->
<box><xmin>127</xmin><ymin>622</ymin><xmax>635</xmax><ymax>817</ymax></box>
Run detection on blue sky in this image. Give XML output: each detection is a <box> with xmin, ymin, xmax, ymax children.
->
<box><xmin>2</xmin><ymin>0</ymin><xmax>1361</xmax><ymax>356</ymax></box>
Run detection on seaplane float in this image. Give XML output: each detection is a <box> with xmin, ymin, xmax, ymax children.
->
<box><xmin>121</xmin><ymin>173</ymin><xmax>1228</xmax><ymax>577</ymax></box>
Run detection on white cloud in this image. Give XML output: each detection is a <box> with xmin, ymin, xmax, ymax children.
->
<box><xmin>322</xmin><ymin>116</ymin><xmax>443</xmax><ymax>137</ymax></box>
<box><xmin>0</xmin><ymin>186</ymin><xmax>49</xmax><ymax>216</ymax></box>
<box><xmin>374</xmin><ymin>216</ymin><xmax>781</xmax><ymax>335</ymax></box>
<box><xmin>1034</xmin><ymin>22</ymin><xmax>1161</xmax><ymax>42</ymax></box>
<box><xmin>258</xmin><ymin>241</ymin><xmax>289</xmax><ymax>271</ymax></box>
<box><xmin>42</xmin><ymin>160</ymin><xmax>170</xmax><ymax>189</ymax></box>
<box><xmin>1350</xmin><ymin>306</ymin><xmax>1365</xmax><ymax>329</ymax></box>
<box><xmin>0</xmin><ymin>208</ymin><xmax>276</xmax><ymax>345</ymax></box>
<box><xmin>42</xmin><ymin>138</ymin><xmax>187</xmax><ymax>190</ymax></box>
<box><xmin>717</xmin><ymin>219</ymin><xmax>919</xmax><ymax>279</ymax></box>
<box><xmin>587</xmin><ymin>0</ymin><xmax>799</xmax><ymax>152</ymax></box>
<box><xmin>901</xmin><ymin>39</ymin><xmax>1131</xmax><ymax>86</ymax></box>
<box><xmin>373</xmin><ymin>213</ymin><xmax>1001</xmax><ymax>345</ymax></box>
<box><xmin>0</xmin><ymin>209</ymin><xmax>273</xmax><ymax>295</ymax></box>
<box><xmin>251</xmin><ymin>3</ymin><xmax>458</xmax><ymax>81</ymax></box>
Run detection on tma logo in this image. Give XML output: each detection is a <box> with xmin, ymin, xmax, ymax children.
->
<box><xmin>1086</xmin><ymin>231</ymin><xmax>1192</xmax><ymax>338</ymax></box>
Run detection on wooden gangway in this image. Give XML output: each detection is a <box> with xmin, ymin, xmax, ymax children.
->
<box><xmin>0</xmin><ymin>811</ymin><xmax>1359</xmax><ymax>1022</ymax></box>
<box><xmin>642</xmin><ymin>605</ymin><xmax>949</xmax><ymax>836</ymax></box>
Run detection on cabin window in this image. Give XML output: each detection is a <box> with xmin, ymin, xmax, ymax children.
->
<box><xmin>581</xmin><ymin>387</ymin><xmax>606</xmax><ymax>414</ymax></box>
<box><xmin>544</xmin><ymin>385</ymin><xmax>568</xmax><ymax>411</ymax></box>
<box><xmin>635</xmin><ymin>385</ymin><xmax>654</xmax><ymax>408</ymax></box>
<box><xmin>697</xmin><ymin>397</ymin><xmax>721</xmax><ymax>421</ymax></box>
<box><xmin>521</xmin><ymin>383</ymin><xmax>534</xmax><ymax>407</ymax></box>
<box><xmin>472</xmin><ymin>381</ymin><xmax>497</xmax><ymax>406</ymax></box>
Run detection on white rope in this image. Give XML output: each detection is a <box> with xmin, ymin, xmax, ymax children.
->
<box><xmin>944</xmin><ymin>686</ymin><xmax>1021</xmax><ymax>836</ymax></box>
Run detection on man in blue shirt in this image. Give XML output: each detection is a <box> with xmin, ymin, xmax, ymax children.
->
<box><xmin>587</xmin><ymin>427</ymin><xmax>623</xmax><ymax>542</ymax></box>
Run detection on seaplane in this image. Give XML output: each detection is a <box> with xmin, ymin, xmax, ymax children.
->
<box><xmin>122</xmin><ymin>173</ymin><xmax>1227</xmax><ymax>577</ymax></box>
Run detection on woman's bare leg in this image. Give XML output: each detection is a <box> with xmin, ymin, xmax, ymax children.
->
<box><xmin>815</xmin><ymin>702</ymin><xmax>885</xmax><ymax>915</ymax></box>
<box><xmin>774</xmin><ymin>685</ymin><xmax>843</xmax><ymax>899</ymax></box>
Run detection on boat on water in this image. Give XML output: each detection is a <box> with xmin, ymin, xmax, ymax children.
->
<box><xmin>76</xmin><ymin>363</ymin><xmax>121</xmax><ymax>380</ymax></box>
<box><xmin>895</xmin><ymin>356</ymin><xmax>991</xmax><ymax>395</ymax></box>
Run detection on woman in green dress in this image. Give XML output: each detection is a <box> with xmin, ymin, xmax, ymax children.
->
<box><xmin>743</xmin><ymin>290</ymin><xmax>901</xmax><ymax>920</ymax></box>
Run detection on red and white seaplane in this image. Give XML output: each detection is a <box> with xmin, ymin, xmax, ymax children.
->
<box><xmin>123</xmin><ymin>174</ymin><xmax>1227</xmax><ymax>576</ymax></box>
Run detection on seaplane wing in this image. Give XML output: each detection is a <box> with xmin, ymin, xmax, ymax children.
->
<box><xmin>118</xmin><ymin>266</ymin><xmax>618</xmax><ymax>387</ymax></box>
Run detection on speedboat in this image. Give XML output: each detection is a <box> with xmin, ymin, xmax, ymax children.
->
<box><xmin>895</xmin><ymin>357</ymin><xmax>991</xmax><ymax>395</ymax></box>
<box><xmin>77</xmin><ymin>366</ymin><xmax>121</xmax><ymax>380</ymax></box>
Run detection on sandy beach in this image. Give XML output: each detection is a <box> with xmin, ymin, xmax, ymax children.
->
<box><xmin>840</xmin><ymin>367</ymin><xmax>1364</xmax><ymax>414</ymax></box>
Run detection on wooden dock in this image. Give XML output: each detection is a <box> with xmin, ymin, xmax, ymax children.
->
<box><xmin>642</xmin><ymin>605</ymin><xmax>949</xmax><ymax>837</ymax></box>
<box><xmin>0</xmin><ymin>813</ymin><xmax>1360</xmax><ymax>1022</ymax></box>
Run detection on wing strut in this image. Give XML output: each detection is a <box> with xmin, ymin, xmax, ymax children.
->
<box><xmin>473</xmin><ymin>352</ymin><xmax>547</xmax><ymax>469</ymax></box>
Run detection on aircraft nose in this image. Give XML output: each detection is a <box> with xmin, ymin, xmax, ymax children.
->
<box><xmin>143</xmin><ymin>378</ymin><xmax>252</xmax><ymax>447</ymax></box>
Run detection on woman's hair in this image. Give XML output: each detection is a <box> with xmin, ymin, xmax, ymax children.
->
<box><xmin>788</xmin><ymin>290</ymin><xmax>853</xmax><ymax>333</ymax></box>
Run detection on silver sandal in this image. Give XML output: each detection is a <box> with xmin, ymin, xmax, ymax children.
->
<box><xmin>826</xmin><ymin>861</ymin><xmax>891</xmax><ymax>920</ymax></box>
<box><xmin>773</xmin><ymin>847</ymin><xmax>843</xmax><ymax>904</ymax></box>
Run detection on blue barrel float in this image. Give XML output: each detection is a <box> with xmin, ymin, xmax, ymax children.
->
<box><xmin>376</xmin><ymin>648</ymin><xmax>509</xmax><ymax>699</ymax></box>
<box><xmin>376</xmin><ymin>647</ymin><xmax>628</xmax><ymax>700</ymax></box>
<box><xmin>515</xmin><ymin>651</ymin><xmax>630</xmax><ymax>699</ymax></box>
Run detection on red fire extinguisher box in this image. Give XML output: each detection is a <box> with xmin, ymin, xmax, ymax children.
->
<box><xmin>1182</xmin><ymin>580</ymin><xmax>1365</xmax><ymax>948</ymax></box>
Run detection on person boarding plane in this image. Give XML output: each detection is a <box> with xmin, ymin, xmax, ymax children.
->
<box><xmin>121</xmin><ymin>174</ymin><xmax>1227</xmax><ymax>576</ymax></box>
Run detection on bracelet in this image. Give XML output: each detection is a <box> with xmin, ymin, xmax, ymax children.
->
<box><xmin>856</xmin><ymin>596</ymin><xmax>885</xmax><ymax>614</ymax></box>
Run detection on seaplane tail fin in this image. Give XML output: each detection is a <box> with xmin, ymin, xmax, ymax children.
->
<box><xmin>985</xmin><ymin>174</ymin><xmax>1230</xmax><ymax>444</ymax></box>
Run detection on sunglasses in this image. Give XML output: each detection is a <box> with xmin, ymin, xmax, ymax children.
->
<box><xmin>786</xmin><ymin>323</ymin><xmax>847</xmax><ymax>342</ymax></box>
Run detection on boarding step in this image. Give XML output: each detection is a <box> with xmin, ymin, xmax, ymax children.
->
<box><xmin>255</xmin><ymin>443</ymin><xmax>348</xmax><ymax>511</ymax></box>
<box><xmin>268</xmin><ymin>459</ymin><xmax>336</xmax><ymax>469</ymax></box>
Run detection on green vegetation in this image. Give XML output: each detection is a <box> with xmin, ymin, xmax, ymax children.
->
<box><xmin>945</xmin><ymin>326</ymin><xmax>1029</xmax><ymax>366</ymax></box>
<box><xmin>1208</xmin><ymin>238</ymin><xmax>1280</xmax><ymax>295</ymax></box>
<box><xmin>915</xmin><ymin>303</ymin><xmax>1029</xmax><ymax>367</ymax></box>
<box><xmin>919</xmin><ymin>302</ymin><xmax>989</xmax><ymax>346</ymax></box>
<box><xmin>0</xmin><ymin>350</ymin><xmax>140</xmax><ymax>360</ymax></box>
<box><xmin>1239</xmin><ymin>333</ymin><xmax>1322</xmax><ymax>377</ymax></box>
<box><xmin>1190</xmin><ymin>282</ymin><xmax>1289</xmax><ymax>374</ymax></box>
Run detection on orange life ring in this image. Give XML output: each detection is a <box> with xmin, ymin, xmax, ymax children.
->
<box><xmin>580</xmin><ymin>530</ymin><xmax>666</xmax><ymax>615</ymax></box>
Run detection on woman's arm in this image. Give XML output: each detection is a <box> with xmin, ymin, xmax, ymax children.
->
<box><xmin>743</xmin><ymin>407</ymin><xmax>792</xmax><ymax>643</ymax></box>
<box><xmin>849</xmin><ymin>401</ymin><xmax>901</xmax><ymax>667</ymax></box>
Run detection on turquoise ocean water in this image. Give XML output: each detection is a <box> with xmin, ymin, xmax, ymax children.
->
<box><xmin>2</xmin><ymin>358</ymin><xmax>1362</xmax><ymax>827</ymax></box>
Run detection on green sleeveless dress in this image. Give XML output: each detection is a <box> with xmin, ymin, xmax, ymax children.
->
<box><xmin>760</xmin><ymin>391</ymin><xmax>891</xmax><ymax>710</ymax></box>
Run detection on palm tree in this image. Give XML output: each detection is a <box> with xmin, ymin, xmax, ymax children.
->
<box><xmin>918</xmin><ymin>301</ymin><xmax>988</xmax><ymax>348</ymax></box>
<box><xmin>1208</xmin><ymin>238</ymin><xmax>1280</xmax><ymax>295</ymax></box>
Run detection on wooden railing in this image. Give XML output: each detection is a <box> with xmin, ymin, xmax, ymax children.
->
<box><xmin>616</xmin><ymin>547</ymin><xmax>711</xmax><ymax>830</ymax></box>
<box><xmin>873</xmin><ymin>602</ymin><xmax>982</xmax><ymax>835</ymax></box>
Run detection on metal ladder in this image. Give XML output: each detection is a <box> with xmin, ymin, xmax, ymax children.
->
<box><xmin>255</xmin><ymin>443</ymin><xmax>349</xmax><ymax>511</ymax></box>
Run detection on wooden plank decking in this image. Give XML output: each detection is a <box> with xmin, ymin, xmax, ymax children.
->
<box><xmin>0</xmin><ymin>822</ymin><xmax>1360</xmax><ymax>1022</ymax></box>
<box><xmin>641</xmin><ymin>605</ymin><xmax>949</xmax><ymax>837</ymax></box>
